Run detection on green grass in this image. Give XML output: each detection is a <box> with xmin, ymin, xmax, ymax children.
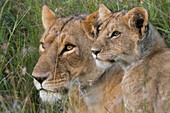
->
<box><xmin>0</xmin><ymin>0</ymin><xmax>169</xmax><ymax>112</ymax></box>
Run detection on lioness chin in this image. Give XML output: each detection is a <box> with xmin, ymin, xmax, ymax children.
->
<box><xmin>32</xmin><ymin>6</ymin><xmax>124</xmax><ymax>113</ymax></box>
<box><xmin>91</xmin><ymin>4</ymin><xmax>170</xmax><ymax>113</ymax></box>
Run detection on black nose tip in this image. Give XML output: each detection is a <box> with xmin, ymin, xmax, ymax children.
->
<box><xmin>33</xmin><ymin>76</ymin><xmax>48</xmax><ymax>84</ymax></box>
<box><xmin>91</xmin><ymin>49</ymin><xmax>101</xmax><ymax>56</ymax></box>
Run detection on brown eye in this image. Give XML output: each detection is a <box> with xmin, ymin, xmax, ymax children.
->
<box><xmin>60</xmin><ymin>44</ymin><xmax>75</xmax><ymax>56</ymax></box>
<box><xmin>39</xmin><ymin>42</ymin><xmax>45</xmax><ymax>52</ymax></box>
<box><xmin>42</xmin><ymin>44</ymin><xmax>45</xmax><ymax>49</ymax></box>
<box><xmin>40</xmin><ymin>42</ymin><xmax>45</xmax><ymax>48</ymax></box>
<box><xmin>114</xmin><ymin>31</ymin><xmax>120</xmax><ymax>36</ymax></box>
<box><xmin>110</xmin><ymin>31</ymin><xmax>121</xmax><ymax>38</ymax></box>
<box><xmin>66</xmin><ymin>45</ymin><xmax>73</xmax><ymax>51</ymax></box>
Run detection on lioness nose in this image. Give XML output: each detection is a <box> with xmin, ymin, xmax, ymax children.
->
<box><xmin>33</xmin><ymin>76</ymin><xmax>48</xmax><ymax>84</ymax></box>
<box><xmin>32</xmin><ymin>71</ymin><xmax>50</xmax><ymax>84</ymax></box>
<box><xmin>91</xmin><ymin>49</ymin><xmax>101</xmax><ymax>56</ymax></box>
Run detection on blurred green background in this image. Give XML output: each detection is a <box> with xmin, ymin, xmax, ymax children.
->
<box><xmin>0</xmin><ymin>0</ymin><xmax>169</xmax><ymax>112</ymax></box>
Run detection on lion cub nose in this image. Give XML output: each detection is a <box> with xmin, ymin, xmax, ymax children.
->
<box><xmin>91</xmin><ymin>49</ymin><xmax>101</xmax><ymax>56</ymax></box>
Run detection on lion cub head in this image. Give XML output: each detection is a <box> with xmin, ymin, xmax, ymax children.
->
<box><xmin>91</xmin><ymin>5</ymin><xmax>152</xmax><ymax>69</ymax></box>
<box><xmin>32</xmin><ymin>6</ymin><xmax>102</xmax><ymax>103</ymax></box>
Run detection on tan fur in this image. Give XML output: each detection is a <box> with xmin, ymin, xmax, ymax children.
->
<box><xmin>92</xmin><ymin>5</ymin><xmax>170</xmax><ymax>113</ymax></box>
<box><xmin>99</xmin><ymin>4</ymin><xmax>112</xmax><ymax>22</ymax></box>
<box><xmin>42</xmin><ymin>5</ymin><xmax>56</xmax><ymax>30</ymax></box>
<box><xmin>32</xmin><ymin>6</ymin><xmax>124</xmax><ymax>113</ymax></box>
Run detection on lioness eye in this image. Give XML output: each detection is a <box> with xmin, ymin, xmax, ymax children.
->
<box><xmin>39</xmin><ymin>42</ymin><xmax>45</xmax><ymax>52</ymax></box>
<box><xmin>66</xmin><ymin>45</ymin><xmax>74</xmax><ymax>51</ymax></box>
<box><xmin>60</xmin><ymin>44</ymin><xmax>75</xmax><ymax>56</ymax></box>
<box><xmin>40</xmin><ymin>43</ymin><xmax>45</xmax><ymax>49</ymax></box>
<box><xmin>110</xmin><ymin>31</ymin><xmax>121</xmax><ymax>38</ymax></box>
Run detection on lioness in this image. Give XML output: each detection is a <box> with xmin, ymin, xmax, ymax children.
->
<box><xmin>91</xmin><ymin>4</ymin><xmax>170</xmax><ymax>113</ymax></box>
<box><xmin>32</xmin><ymin>6</ymin><xmax>124</xmax><ymax>113</ymax></box>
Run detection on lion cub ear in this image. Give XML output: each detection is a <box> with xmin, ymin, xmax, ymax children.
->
<box><xmin>124</xmin><ymin>7</ymin><xmax>148</xmax><ymax>38</ymax></box>
<box><xmin>42</xmin><ymin>5</ymin><xmax>57</xmax><ymax>30</ymax></box>
<box><xmin>99</xmin><ymin>4</ymin><xmax>112</xmax><ymax>22</ymax></box>
<box><xmin>82</xmin><ymin>11</ymin><xmax>100</xmax><ymax>40</ymax></box>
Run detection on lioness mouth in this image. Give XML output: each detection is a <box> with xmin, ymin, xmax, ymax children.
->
<box><xmin>40</xmin><ymin>87</ymin><xmax>68</xmax><ymax>94</ymax></box>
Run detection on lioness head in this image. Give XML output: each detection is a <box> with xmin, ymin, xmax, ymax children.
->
<box><xmin>32</xmin><ymin>6</ymin><xmax>102</xmax><ymax>103</ymax></box>
<box><xmin>91</xmin><ymin>5</ymin><xmax>150</xmax><ymax>69</ymax></box>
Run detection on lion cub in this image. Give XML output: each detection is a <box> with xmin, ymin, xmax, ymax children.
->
<box><xmin>92</xmin><ymin>4</ymin><xmax>170</xmax><ymax>113</ymax></box>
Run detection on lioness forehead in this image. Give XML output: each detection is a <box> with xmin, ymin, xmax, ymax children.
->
<box><xmin>40</xmin><ymin>13</ymin><xmax>89</xmax><ymax>44</ymax></box>
<box><xmin>40</xmin><ymin>16</ymin><xmax>74</xmax><ymax>44</ymax></box>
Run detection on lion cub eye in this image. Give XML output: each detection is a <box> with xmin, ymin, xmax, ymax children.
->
<box><xmin>109</xmin><ymin>31</ymin><xmax>121</xmax><ymax>39</ymax></box>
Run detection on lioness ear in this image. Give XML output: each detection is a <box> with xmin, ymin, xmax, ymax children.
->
<box><xmin>82</xmin><ymin>11</ymin><xmax>100</xmax><ymax>40</ymax></box>
<box><xmin>124</xmin><ymin>7</ymin><xmax>148</xmax><ymax>38</ymax></box>
<box><xmin>99</xmin><ymin>4</ymin><xmax>112</xmax><ymax>22</ymax></box>
<box><xmin>42</xmin><ymin>5</ymin><xmax>56</xmax><ymax>30</ymax></box>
